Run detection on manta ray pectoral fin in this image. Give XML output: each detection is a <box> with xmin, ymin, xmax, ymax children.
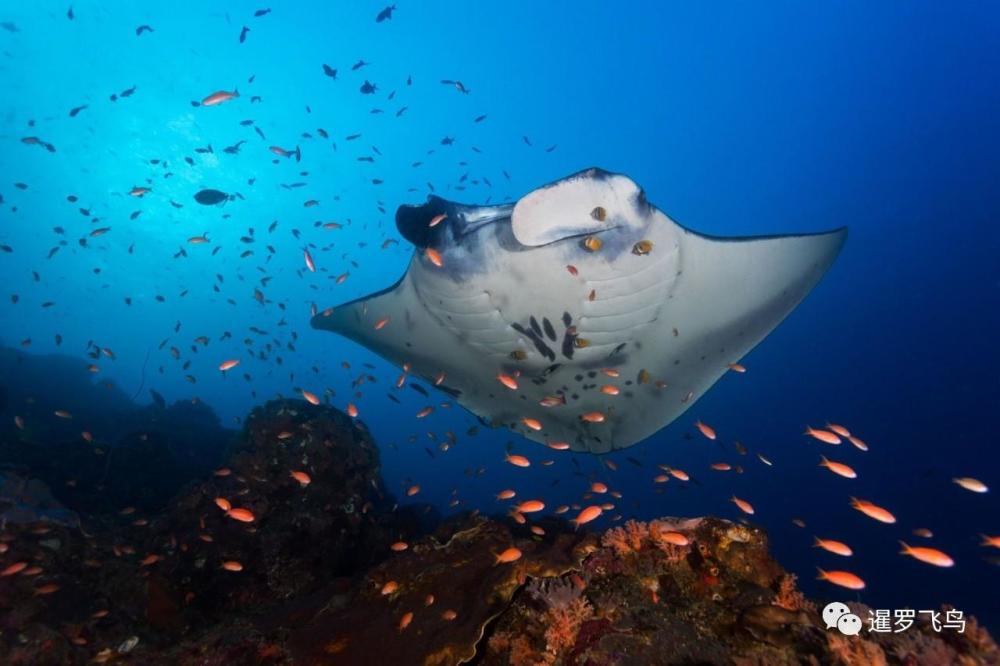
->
<box><xmin>667</xmin><ymin>223</ymin><xmax>848</xmax><ymax>377</ymax></box>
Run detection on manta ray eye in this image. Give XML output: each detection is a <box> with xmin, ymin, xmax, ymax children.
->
<box><xmin>590</xmin><ymin>206</ymin><xmax>607</xmax><ymax>221</ymax></box>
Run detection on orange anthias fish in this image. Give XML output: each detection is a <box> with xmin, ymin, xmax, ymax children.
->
<box><xmin>218</xmin><ymin>359</ymin><xmax>240</xmax><ymax>372</ymax></box>
<box><xmin>505</xmin><ymin>453</ymin><xmax>530</xmax><ymax>468</ymax></box>
<box><xmin>952</xmin><ymin>477</ymin><xmax>989</xmax><ymax>493</ymax></box>
<box><xmin>424</xmin><ymin>248</ymin><xmax>444</xmax><ymax>267</ymax></box>
<box><xmin>496</xmin><ymin>373</ymin><xmax>519</xmax><ymax>390</ymax></box>
<box><xmin>657</xmin><ymin>530</ymin><xmax>690</xmax><ymax>546</ymax></box>
<box><xmin>301</xmin><ymin>389</ymin><xmax>321</xmax><ymax>405</ymax></box>
<box><xmin>1</xmin><ymin>562</ymin><xmax>28</xmax><ymax>577</ymax></box>
<box><xmin>226</xmin><ymin>508</ymin><xmax>255</xmax><ymax>523</ymax></box>
<box><xmin>819</xmin><ymin>455</ymin><xmax>857</xmax><ymax>479</ymax></box>
<box><xmin>572</xmin><ymin>505</ymin><xmax>603</xmax><ymax>528</ymax></box>
<box><xmin>731</xmin><ymin>496</ymin><xmax>755</xmax><ymax>515</ymax></box>
<box><xmin>398</xmin><ymin>611</ymin><xmax>414</xmax><ymax>631</ymax></box>
<box><xmin>304</xmin><ymin>248</ymin><xmax>316</xmax><ymax>272</ymax></box>
<box><xmin>695</xmin><ymin>420</ymin><xmax>717</xmax><ymax>440</ymax></box>
<box><xmin>494</xmin><ymin>547</ymin><xmax>522</xmax><ymax>564</ymax></box>
<box><xmin>850</xmin><ymin>497</ymin><xmax>895</xmax><ymax>524</ymax></box>
<box><xmin>521</xmin><ymin>417</ymin><xmax>543</xmax><ymax>431</ymax></box>
<box><xmin>899</xmin><ymin>542</ymin><xmax>954</xmax><ymax>567</ymax></box>
<box><xmin>817</xmin><ymin>568</ymin><xmax>865</xmax><ymax>590</ymax></box>
<box><xmin>515</xmin><ymin>500</ymin><xmax>545</xmax><ymax>513</ymax></box>
<box><xmin>290</xmin><ymin>470</ymin><xmax>311</xmax><ymax>487</ymax></box>
<box><xmin>201</xmin><ymin>89</ymin><xmax>239</xmax><ymax>106</ymax></box>
<box><xmin>813</xmin><ymin>537</ymin><xmax>853</xmax><ymax>557</ymax></box>
<box><xmin>804</xmin><ymin>427</ymin><xmax>841</xmax><ymax>445</ymax></box>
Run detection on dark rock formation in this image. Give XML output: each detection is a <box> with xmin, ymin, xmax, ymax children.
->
<box><xmin>0</xmin><ymin>399</ymin><xmax>996</xmax><ymax>665</ymax></box>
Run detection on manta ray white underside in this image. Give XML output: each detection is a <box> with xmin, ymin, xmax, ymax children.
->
<box><xmin>312</xmin><ymin>168</ymin><xmax>846</xmax><ymax>453</ymax></box>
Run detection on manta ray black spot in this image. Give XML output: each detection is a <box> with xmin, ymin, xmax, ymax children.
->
<box><xmin>562</xmin><ymin>331</ymin><xmax>575</xmax><ymax>360</ymax></box>
<box><xmin>529</xmin><ymin>316</ymin><xmax>542</xmax><ymax>337</ymax></box>
<box><xmin>542</xmin><ymin>317</ymin><xmax>557</xmax><ymax>341</ymax></box>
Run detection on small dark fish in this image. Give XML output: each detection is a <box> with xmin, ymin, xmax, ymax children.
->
<box><xmin>322</xmin><ymin>64</ymin><xmax>337</xmax><ymax>79</ymax></box>
<box><xmin>194</xmin><ymin>145</ymin><xmax>213</xmax><ymax>154</ymax></box>
<box><xmin>409</xmin><ymin>384</ymin><xmax>428</xmax><ymax>397</ymax></box>
<box><xmin>120</xmin><ymin>85</ymin><xmax>137</xmax><ymax>97</ymax></box>
<box><xmin>352</xmin><ymin>59</ymin><xmax>368</xmax><ymax>71</ymax></box>
<box><xmin>67</xmin><ymin>6</ymin><xmax>74</xmax><ymax>20</ymax></box>
<box><xmin>254</xmin><ymin>8</ymin><xmax>271</xmax><ymax>17</ymax></box>
<box><xmin>69</xmin><ymin>104</ymin><xmax>88</xmax><ymax>117</ymax></box>
<box><xmin>441</xmin><ymin>79</ymin><xmax>470</xmax><ymax>94</ymax></box>
<box><xmin>395</xmin><ymin>106</ymin><xmax>407</xmax><ymax>117</ymax></box>
<box><xmin>522</xmin><ymin>135</ymin><xmax>532</xmax><ymax>146</ymax></box>
<box><xmin>360</xmin><ymin>80</ymin><xmax>377</xmax><ymax>95</ymax></box>
<box><xmin>474</xmin><ymin>114</ymin><xmax>487</xmax><ymax>123</ymax></box>
<box><xmin>135</xmin><ymin>24</ymin><xmax>154</xmax><ymax>36</ymax></box>
<box><xmin>194</xmin><ymin>189</ymin><xmax>231</xmax><ymax>205</ymax></box>
<box><xmin>440</xmin><ymin>136</ymin><xmax>454</xmax><ymax>146</ymax></box>
<box><xmin>239</xmin><ymin>26</ymin><xmax>249</xmax><ymax>43</ymax></box>
<box><xmin>1</xmin><ymin>21</ymin><xmax>19</xmax><ymax>33</ymax></box>
<box><xmin>375</xmin><ymin>5</ymin><xmax>395</xmax><ymax>22</ymax></box>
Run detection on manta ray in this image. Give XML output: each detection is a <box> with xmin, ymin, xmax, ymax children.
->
<box><xmin>312</xmin><ymin>168</ymin><xmax>846</xmax><ymax>453</ymax></box>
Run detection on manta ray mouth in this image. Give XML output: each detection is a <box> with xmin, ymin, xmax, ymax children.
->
<box><xmin>396</xmin><ymin>195</ymin><xmax>512</xmax><ymax>248</ymax></box>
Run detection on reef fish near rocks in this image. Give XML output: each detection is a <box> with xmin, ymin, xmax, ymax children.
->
<box><xmin>312</xmin><ymin>168</ymin><xmax>846</xmax><ymax>453</ymax></box>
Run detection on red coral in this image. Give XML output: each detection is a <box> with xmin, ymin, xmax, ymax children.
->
<box><xmin>601</xmin><ymin>519</ymin><xmax>648</xmax><ymax>555</ymax></box>
<box><xmin>773</xmin><ymin>573</ymin><xmax>814</xmax><ymax>612</ymax></box>
<box><xmin>544</xmin><ymin>596</ymin><xmax>594</xmax><ymax>656</ymax></box>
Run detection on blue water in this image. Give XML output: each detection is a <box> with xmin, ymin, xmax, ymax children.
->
<box><xmin>1</xmin><ymin>0</ymin><xmax>998</xmax><ymax>631</ymax></box>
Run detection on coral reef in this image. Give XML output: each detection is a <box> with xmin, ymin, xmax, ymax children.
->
<box><xmin>0</xmin><ymin>398</ymin><xmax>996</xmax><ymax>665</ymax></box>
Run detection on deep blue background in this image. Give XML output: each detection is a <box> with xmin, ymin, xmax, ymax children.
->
<box><xmin>1</xmin><ymin>1</ymin><xmax>998</xmax><ymax>628</ymax></box>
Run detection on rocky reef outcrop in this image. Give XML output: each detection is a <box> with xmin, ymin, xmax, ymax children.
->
<box><xmin>0</xmin><ymin>399</ymin><xmax>996</xmax><ymax>665</ymax></box>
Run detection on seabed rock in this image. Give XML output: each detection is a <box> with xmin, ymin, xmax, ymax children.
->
<box><xmin>0</xmin><ymin>400</ymin><xmax>996</xmax><ymax>665</ymax></box>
